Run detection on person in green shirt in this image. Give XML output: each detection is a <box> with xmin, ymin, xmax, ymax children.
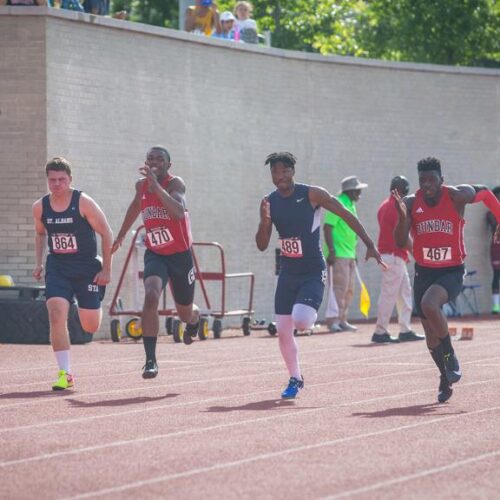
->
<box><xmin>323</xmin><ymin>176</ymin><xmax>368</xmax><ymax>332</ymax></box>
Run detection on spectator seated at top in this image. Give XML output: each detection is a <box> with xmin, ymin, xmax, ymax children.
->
<box><xmin>233</xmin><ymin>1</ymin><xmax>258</xmax><ymax>44</ymax></box>
<box><xmin>212</xmin><ymin>11</ymin><xmax>237</xmax><ymax>40</ymax></box>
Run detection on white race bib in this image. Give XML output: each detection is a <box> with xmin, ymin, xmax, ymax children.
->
<box><xmin>280</xmin><ymin>238</ymin><xmax>303</xmax><ymax>258</ymax></box>
<box><xmin>147</xmin><ymin>227</ymin><xmax>174</xmax><ymax>248</ymax></box>
<box><xmin>423</xmin><ymin>246</ymin><xmax>452</xmax><ymax>263</ymax></box>
<box><xmin>51</xmin><ymin>233</ymin><xmax>78</xmax><ymax>254</ymax></box>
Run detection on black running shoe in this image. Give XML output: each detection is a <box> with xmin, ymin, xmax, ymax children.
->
<box><xmin>398</xmin><ymin>330</ymin><xmax>425</xmax><ymax>342</ymax></box>
<box><xmin>183</xmin><ymin>321</ymin><xmax>199</xmax><ymax>345</ymax></box>
<box><xmin>142</xmin><ymin>359</ymin><xmax>158</xmax><ymax>379</ymax></box>
<box><xmin>371</xmin><ymin>332</ymin><xmax>400</xmax><ymax>344</ymax></box>
<box><xmin>443</xmin><ymin>351</ymin><xmax>461</xmax><ymax>384</ymax></box>
<box><xmin>438</xmin><ymin>375</ymin><xmax>453</xmax><ymax>403</ymax></box>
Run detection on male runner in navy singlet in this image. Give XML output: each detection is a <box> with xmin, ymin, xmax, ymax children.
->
<box><xmin>256</xmin><ymin>152</ymin><xmax>386</xmax><ymax>399</ymax></box>
<box><xmin>33</xmin><ymin>157</ymin><xmax>113</xmax><ymax>390</ymax></box>
<box><xmin>112</xmin><ymin>146</ymin><xmax>200</xmax><ymax>379</ymax></box>
<box><xmin>394</xmin><ymin>157</ymin><xmax>500</xmax><ymax>403</ymax></box>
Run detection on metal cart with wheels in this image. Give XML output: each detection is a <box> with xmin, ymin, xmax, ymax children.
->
<box><xmin>108</xmin><ymin>226</ymin><xmax>255</xmax><ymax>341</ymax></box>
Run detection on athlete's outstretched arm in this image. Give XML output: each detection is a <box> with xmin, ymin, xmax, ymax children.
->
<box><xmin>470</xmin><ymin>185</ymin><xmax>500</xmax><ymax>243</ymax></box>
<box><xmin>111</xmin><ymin>180</ymin><xmax>143</xmax><ymax>253</ymax></box>
<box><xmin>309</xmin><ymin>186</ymin><xmax>385</xmax><ymax>267</ymax></box>
<box><xmin>139</xmin><ymin>165</ymin><xmax>186</xmax><ymax>220</ymax></box>
<box><xmin>393</xmin><ymin>190</ymin><xmax>413</xmax><ymax>248</ymax></box>
<box><xmin>32</xmin><ymin>199</ymin><xmax>47</xmax><ymax>281</ymax></box>
<box><xmin>81</xmin><ymin>194</ymin><xmax>113</xmax><ymax>286</ymax></box>
<box><xmin>255</xmin><ymin>197</ymin><xmax>272</xmax><ymax>251</ymax></box>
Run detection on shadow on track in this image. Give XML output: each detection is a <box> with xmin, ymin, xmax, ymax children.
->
<box><xmin>352</xmin><ymin>403</ymin><xmax>467</xmax><ymax>418</ymax></box>
<box><xmin>0</xmin><ymin>390</ymin><xmax>66</xmax><ymax>399</ymax></box>
<box><xmin>204</xmin><ymin>398</ymin><xmax>319</xmax><ymax>412</ymax></box>
<box><xmin>66</xmin><ymin>393</ymin><xmax>179</xmax><ymax>408</ymax></box>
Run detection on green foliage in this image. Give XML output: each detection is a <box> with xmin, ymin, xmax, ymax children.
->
<box><xmin>111</xmin><ymin>0</ymin><xmax>500</xmax><ymax>66</ymax></box>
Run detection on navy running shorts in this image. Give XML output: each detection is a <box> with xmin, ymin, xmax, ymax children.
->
<box><xmin>143</xmin><ymin>249</ymin><xmax>196</xmax><ymax>306</ymax></box>
<box><xmin>413</xmin><ymin>263</ymin><xmax>465</xmax><ymax>318</ymax></box>
<box><xmin>274</xmin><ymin>269</ymin><xmax>326</xmax><ymax>315</ymax></box>
<box><xmin>45</xmin><ymin>269</ymin><xmax>105</xmax><ymax>309</ymax></box>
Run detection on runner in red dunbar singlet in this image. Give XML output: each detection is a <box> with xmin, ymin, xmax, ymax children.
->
<box><xmin>112</xmin><ymin>146</ymin><xmax>200</xmax><ymax>379</ymax></box>
<box><xmin>394</xmin><ymin>157</ymin><xmax>500</xmax><ymax>403</ymax></box>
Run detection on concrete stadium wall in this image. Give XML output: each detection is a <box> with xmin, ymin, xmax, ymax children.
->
<box><xmin>1</xmin><ymin>7</ymin><xmax>499</xmax><ymax>338</ymax></box>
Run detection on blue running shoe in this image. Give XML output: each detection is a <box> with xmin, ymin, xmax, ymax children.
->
<box><xmin>281</xmin><ymin>376</ymin><xmax>304</xmax><ymax>399</ymax></box>
<box><xmin>443</xmin><ymin>351</ymin><xmax>461</xmax><ymax>384</ymax></box>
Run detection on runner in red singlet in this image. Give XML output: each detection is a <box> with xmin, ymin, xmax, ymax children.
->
<box><xmin>112</xmin><ymin>146</ymin><xmax>200</xmax><ymax>379</ymax></box>
<box><xmin>394</xmin><ymin>157</ymin><xmax>500</xmax><ymax>403</ymax></box>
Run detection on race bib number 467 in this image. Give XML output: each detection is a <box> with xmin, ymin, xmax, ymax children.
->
<box><xmin>423</xmin><ymin>246</ymin><xmax>452</xmax><ymax>263</ymax></box>
<box><xmin>280</xmin><ymin>238</ymin><xmax>303</xmax><ymax>258</ymax></box>
<box><xmin>147</xmin><ymin>227</ymin><xmax>174</xmax><ymax>248</ymax></box>
<box><xmin>51</xmin><ymin>233</ymin><xmax>78</xmax><ymax>254</ymax></box>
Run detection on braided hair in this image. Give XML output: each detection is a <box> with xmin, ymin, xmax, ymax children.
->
<box><xmin>265</xmin><ymin>152</ymin><xmax>297</xmax><ymax>169</ymax></box>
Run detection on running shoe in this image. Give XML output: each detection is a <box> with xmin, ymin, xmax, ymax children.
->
<box><xmin>371</xmin><ymin>332</ymin><xmax>400</xmax><ymax>344</ymax></box>
<box><xmin>52</xmin><ymin>370</ymin><xmax>74</xmax><ymax>391</ymax></box>
<box><xmin>438</xmin><ymin>375</ymin><xmax>453</xmax><ymax>403</ymax></box>
<box><xmin>142</xmin><ymin>359</ymin><xmax>158</xmax><ymax>379</ymax></box>
<box><xmin>281</xmin><ymin>376</ymin><xmax>304</xmax><ymax>399</ymax></box>
<box><xmin>398</xmin><ymin>330</ymin><xmax>425</xmax><ymax>342</ymax></box>
<box><xmin>183</xmin><ymin>321</ymin><xmax>199</xmax><ymax>345</ymax></box>
<box><xmin>443</xmin><ymin>351</ymin><xmax>461</xmax><ymax>384</ymax></box>
<box><xmin>339</xmin><ymin>321</ymin><xmax>357</xmax><ymax>332</ymax></box>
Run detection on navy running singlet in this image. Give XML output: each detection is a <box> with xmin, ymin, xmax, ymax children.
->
<box><xmin>42</xmin><ymin>190</ymin><xmax>99</xmax><ymax>275</ymax></box>
<box><xmin>268</xmin><ymin>183</ymin><xmax>325</xmax><ymax>274</ymax></box>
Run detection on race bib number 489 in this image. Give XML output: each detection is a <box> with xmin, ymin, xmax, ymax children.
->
<box><xmin>280</xmin><ymin>238</ymin><xmax>303</xmax><ymax>258</ymax></box>
<box><xmin>423</xmin><ymin>246</ymin><xmax>452</xmax><ymax>263</ymax></box>
<box><xmin>51</xmin><ymin>233</ymin><xmax>78</xmax><ymax>254</ymax></box>
<box><xmin>147</xmin><ymin>227</ymin><xmax>174</xmax><ymax>248</ymax></box>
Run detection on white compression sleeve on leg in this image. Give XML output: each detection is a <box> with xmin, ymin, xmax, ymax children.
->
<box><xmin>292</xmin><ymin>303</ymin><xmax>317</xmax><ymax>331</ymax></box>
<box><xmin>275</xmin><ymin>314</ymin><xmax>301</xmax><ymax>379</ymax></box>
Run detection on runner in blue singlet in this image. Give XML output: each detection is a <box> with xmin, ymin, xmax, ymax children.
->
<box><xmin>33</xmin><ymin>157</ymin><xmax>113</xmax><ymax>391</ymax></box>
<box><xmin>256</xmin><ymin>152</ymin><xmax>386</xmax><ymax>399</ymax></box>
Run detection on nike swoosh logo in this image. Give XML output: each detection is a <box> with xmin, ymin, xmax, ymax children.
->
<box><xmin>296</xmin><ymin>198</ymin><xmax>304</xmax><ymax>203</ymax></box>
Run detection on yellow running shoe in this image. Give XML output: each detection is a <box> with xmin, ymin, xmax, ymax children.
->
<box><xmin>52</xmin><ymin>370</ymin><xmax>74</xmax><ymax>391</ymax></box>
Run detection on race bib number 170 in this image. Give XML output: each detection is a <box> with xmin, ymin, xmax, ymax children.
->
<box><xmin>280</xmin><ymin>238</ymin><xmax>303</xmax><ymax>258</ymax></box>
<box><xmin>423</xmin><ymin>246</ymin><xmax>452</xmax><ymax>263</ymax></box>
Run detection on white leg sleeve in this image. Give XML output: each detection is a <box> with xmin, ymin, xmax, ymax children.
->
<box><xmin>292</xmin><ymin>303</ymin><xmax>317</xmax><ymax>331</ymax></box>
<box><xmin>275</xmin><ymin>314</ymin><xmax>301</xmax><ymax>379</ymax></box>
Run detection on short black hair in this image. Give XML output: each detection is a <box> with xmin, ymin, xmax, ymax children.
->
<box><xmin>45</xmin><ymin>157</ymin><xmax>72</xmax><ymax>176</ymax></box>
<box><xmin>417</xmin><ymin>157</ymin><xmax>442</xmax><ymax>176</ymax></box>
<box><xmin>149</xmin><ymin>146</ymin><xmax>171</xmax><ymax>162</ymax></box>
<box><xmin>390</xmin><ymin>175</ymin><xmax>409</xmax><ymax>193</ymax></box>
<box><xmin>493</xmin><ymin>186</ymin><xmax>500</xmax><ymax>196</ymax></box>
<box><xmin>265</xmin><ymin>152</ymin><xmax>297</xmax><ymax>169</ymax></box>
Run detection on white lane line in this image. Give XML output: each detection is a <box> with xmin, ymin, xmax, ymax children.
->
<box><xmin>2</xmin><ymin>336</ymin><xmax>499</xmax><ymax>376</ymax></box>
<box><xmin>323</xmin><ymin>449</ymin><xmax>500</xmax><ymax>499</ymax></box>
<box><xmin>61</xmin><ymin>405</ymin><xmax>500</xmax><ymax>499</ymax></box>
<box><xmin>0</xmin><ymin>365</ymin><xmax>429</xmax><ymax>433</ymax></box>
<box><xmin>2</xmin><ymin>376</ymin><xmax>500</xmax><ymax>466</ymax></box>
<box><xmin>0</xmin><ymin>349</ymin><xmax>431</xmax><ymax>410</ymax></box>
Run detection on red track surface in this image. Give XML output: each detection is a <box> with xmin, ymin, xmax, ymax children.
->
<box><xmin>1</xmin><ymin>318</ymin><xmax>500</xmax><ymax>499</ymax></box>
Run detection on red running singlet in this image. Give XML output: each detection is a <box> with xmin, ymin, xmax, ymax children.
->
<box><xmin>140</xmin><ymin>175</ymin><xmax>193</xmax><ymax>255</ymax></box>
<box><xmin>411</xmin><ymin>186</ymin><xmax>465</xmax><ymax>268</ymax></box>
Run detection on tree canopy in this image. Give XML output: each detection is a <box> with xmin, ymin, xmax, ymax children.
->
<box><xmin>110</xmin><ymin>0</ymin><xmax>500</xmax><ymax>67</ymax></box>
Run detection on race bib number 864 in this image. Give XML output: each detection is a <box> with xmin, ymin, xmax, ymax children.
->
<box><xmin>51</xmin><ymin>234</ymin><xmax>78</xmax><ymax>254</ymax></box>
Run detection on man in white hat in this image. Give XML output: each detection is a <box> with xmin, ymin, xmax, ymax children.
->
<box><xmin>323</xmin><ymin>175</ymin><xmax>368</xmax><ymax>332</ymax></box>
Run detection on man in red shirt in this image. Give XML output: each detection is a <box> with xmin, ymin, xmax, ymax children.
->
<box><xmin>112</xmin><ymin>146</ymin><xmax>200</xmax><ymax>379</ymax></box>
<box><xmin>372</xmin><ymin>176</ymin><xmax>424</xmax><ymax>344</ymax></box>
<box><xmin>394</xmin><ymin>157</ymin><xmax>500</xmax><ymax>403</ymax></box>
